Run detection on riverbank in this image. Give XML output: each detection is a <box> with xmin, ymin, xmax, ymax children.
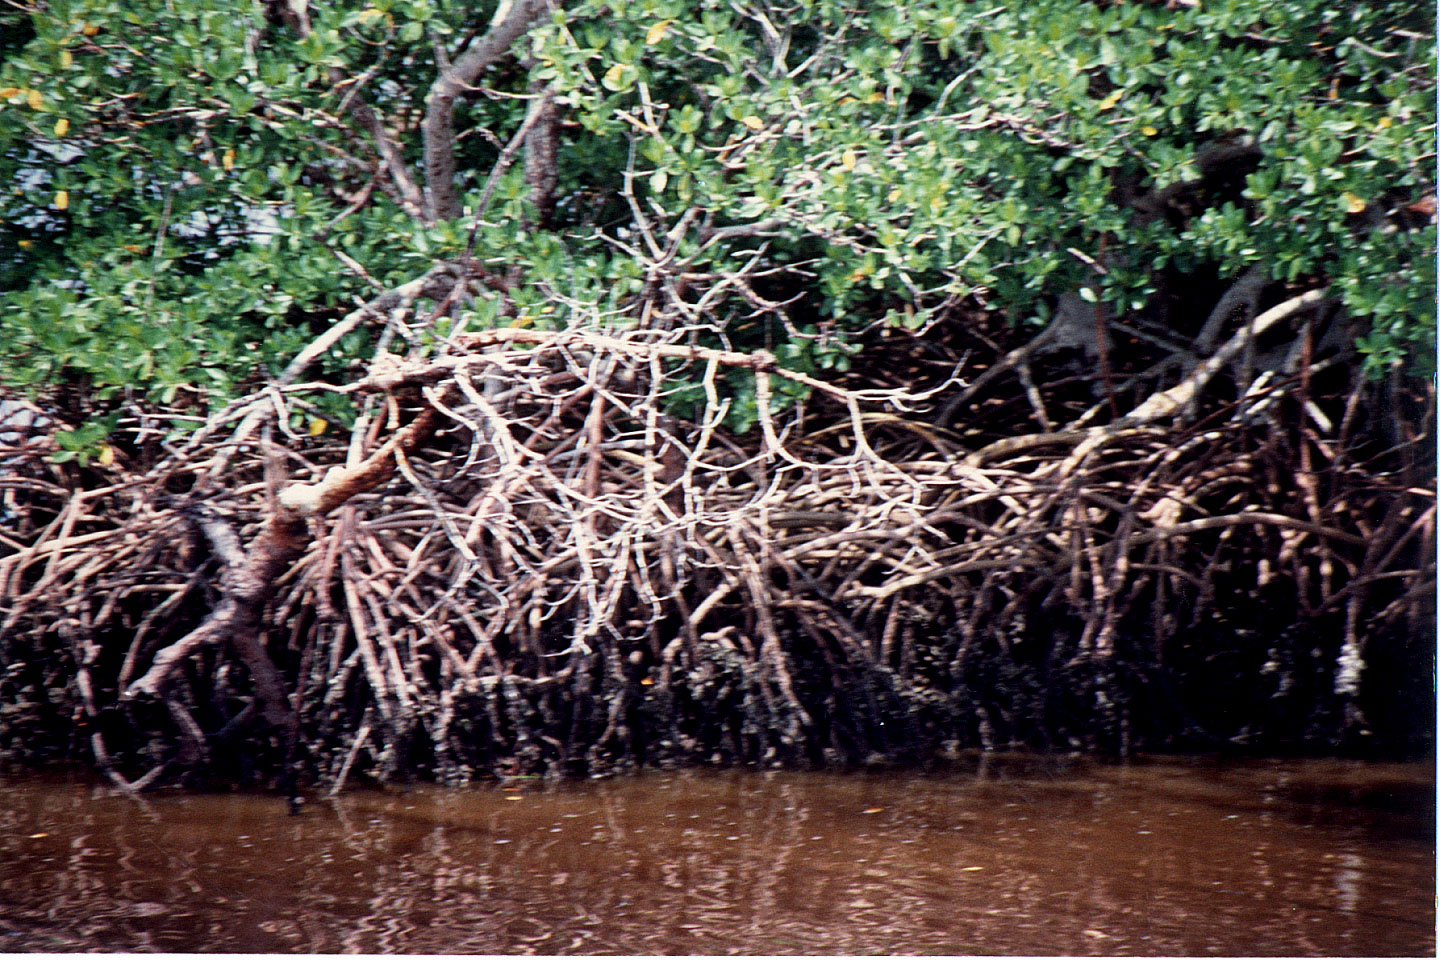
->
<box><xmin>0</xmin><ymin>305</ymin><xmax>1432</xmax><ymax>793</ymax></box>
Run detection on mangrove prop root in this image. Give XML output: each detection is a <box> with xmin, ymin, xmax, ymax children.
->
<box><xmin>0</xmin><ymin>309</ymin><xmax>1432</xmax><ymax>789</ymax></box>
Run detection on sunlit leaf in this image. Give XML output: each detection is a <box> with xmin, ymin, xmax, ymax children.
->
<box><xmin>645</xmin><ymin>20</ymin><xmax>672</xmax><ymax>45</ymax></box>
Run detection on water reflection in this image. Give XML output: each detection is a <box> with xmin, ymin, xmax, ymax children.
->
<box><xmin>0</xmin><ymin>756</ymin><xmax>1431</xmax><ymax>955</ymax></box>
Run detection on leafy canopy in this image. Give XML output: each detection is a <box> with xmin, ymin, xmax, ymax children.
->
<box><xmin>1</xmin><ymin>0</ymin><xmax>1433</xmax><ymax>436</ymax></box>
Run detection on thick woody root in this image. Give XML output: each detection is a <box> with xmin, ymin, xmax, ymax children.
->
<box><xmin>0</xmin><ymin>330</ymin><xmax>1432</xmax><ymax>789</ymax></box>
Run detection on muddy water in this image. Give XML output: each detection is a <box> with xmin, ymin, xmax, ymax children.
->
<box><xmin>0</xmin><ymin>756</ymin><xmax>1431</xmax><ymax>955</ymax></box>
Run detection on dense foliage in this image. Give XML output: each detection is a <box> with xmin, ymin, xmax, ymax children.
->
<box><xmin>1</xmin><ymin>0</ymin><xmax>1434</xmax><ymax>446</ymax></box>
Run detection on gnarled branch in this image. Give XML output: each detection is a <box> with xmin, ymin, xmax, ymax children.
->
<box><xmin>422</xmin><ymin>0</ymin><xmax>555</xmax><ymax>222</ymax></box>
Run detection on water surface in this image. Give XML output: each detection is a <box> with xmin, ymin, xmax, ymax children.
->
<box><xmin>0</xmin><ymin>755</ymin><xmax>1432</xmax><ymax>954</ymax></box>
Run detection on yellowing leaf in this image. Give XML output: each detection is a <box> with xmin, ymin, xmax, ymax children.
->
<box><xmin>54</xmin><ymin>190</ymin><xmax>68</xmax><ymax>210</ymax></box>
<box><xmin>1141</xmin><ymin>125</ymin><xmax>1158</xmax><ymax>136</ymax></box>
<box><xmin>82</xmin><ymin>23</ymin><xmax>100</xmax><ymax>36</ymax></box>
<box><xmin>97</xmin><ymin>444</ymin><xmax>114</xmax><ymax>466</ymax></box>
<box><xmin>1343</xmin><ymin>192</ymin><xmax>1366</xmax><ymax>214</ymax></box>
<box><xmin>640</xmin><ymin>677</ymin><xmax>654</xmax><ymax>685</ymax></box>
<box><xmin>0</xmin><ymin>87</ymin><xmax>18</xmax><ymax>99</ymax></box>
<box><xmin>864</xmin><ymin>91</ymin><xmax>884</xmax><ymax>103</ymax></box>
<box><xmin>1096</xmin><ymin>90</ymin><xmax>1123</xmax><ymax>111</ymax></box>
<box><xmin>222</xmin><ymin>148</ymin><xmax>235</xmax><ymax>171</ymax></box>
<box><xmin>645</xmin><ymin>20</ymin><xmax>672</xmax><ymax>45</ymax></box>
<box><xmin>1376</xmin><ymin>116</ymin><xmax>1393</xmax><ymax>130</ymax></box>
<box><xmin>28</xmin><ymin>833</ymin><xmax>49</xmax><ymax>839</ymax></box>
<box><xmin>961</xmin><ymin>865</ymin><xmax>984</xmax><ymax>872</ymax></box>
<box><xmin>27</xmin><ymin>89</ymin><xmax>42</xmax><ymax>110</ymax></box>
<box><xmin>308</xmin><ymin>418</ymin><xmax>327</xmax><ymax>437</ymax></box>
<box><xmin>603</xmin><ymin>63</ymin><xmax>630</xmax><ymax>91</ymax></box>
<box><xmin>841</xmin><ymin>148</ymin><xmax>857</xmax><ymax>172</ymax></box>
<box><xmin>740</xmin><ymin>115</ymin><xmax>763</xmax><ymax>131</ymax></box>
<box><xmin>511</xmin><ymin>314</ymin><xmax>534</xmax><ymax>329</ymax></box>
<box><xmin>861</xmin><ymin>807</ymin><xmax>884</xmax><ymax>814</ymax></box>
<box><xmin>17</xmin><ymin>239</ymin><xmax>32</xmax><ymax>249</ymax></box>
<box><xmin>53</xmin><ymin>117</ymin><xmax>68</xmax><ymax>137</ymax></box>
<box><xmin>60</xmin><ymin>50</ymin><xmax>73</xmax><ymax>69</ymax></box>
<box><xmin>123</xmin><ymin>244</ymin><xmax>143</xmax><ymax>253</ymax></box>
<box><xmin>357</xmin><ymin>7</ymin><xmax>383</xmax><ymax>22</ymax></box>
<box><xmin>886</xmin><ymin>187</ymin><xmax>902</xmax><ymax>203</ymax></box>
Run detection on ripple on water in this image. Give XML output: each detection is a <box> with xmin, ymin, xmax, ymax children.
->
<box><xmin>0</xmin><ymin>756</ymin><xmax>1431</xmax><ymax>954</ymax></box>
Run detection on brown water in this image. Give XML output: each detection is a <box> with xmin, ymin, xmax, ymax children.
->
<box><xmin>0</xmin><ymin>756</ymin><xmax>1431</xmax><ymax>955</ymax></box>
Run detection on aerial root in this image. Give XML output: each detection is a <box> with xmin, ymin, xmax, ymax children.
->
<box><xmin>0</xmin><ymin>323</ymin><xmax>1432</xmax><ymax>786</ymax></box>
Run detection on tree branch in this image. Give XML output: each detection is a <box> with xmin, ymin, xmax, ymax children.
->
<box><xmin>1122</xmin><ymin>288</ymin><xmax>1329</xmax><ymax>424</ymax></box>
<box><xmin>523</xmin><ymin>85</ymin><xmax>559</xmax><ymax>229</ymax></box>
<box><xmin>124</xmin><ymin>401</ymin><xmax>449</xmax><ymax>726</ymax></box>
<box><xmin>422</xmin><ymin>0</ymin><xmax>555</xmax><ymax>222</ymax></box>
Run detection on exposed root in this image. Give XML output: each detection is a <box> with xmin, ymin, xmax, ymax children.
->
<box><xmin>0</xmin><ymin>293</ymin><xmax>1432</xmax><ymax>789</ymax></box>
